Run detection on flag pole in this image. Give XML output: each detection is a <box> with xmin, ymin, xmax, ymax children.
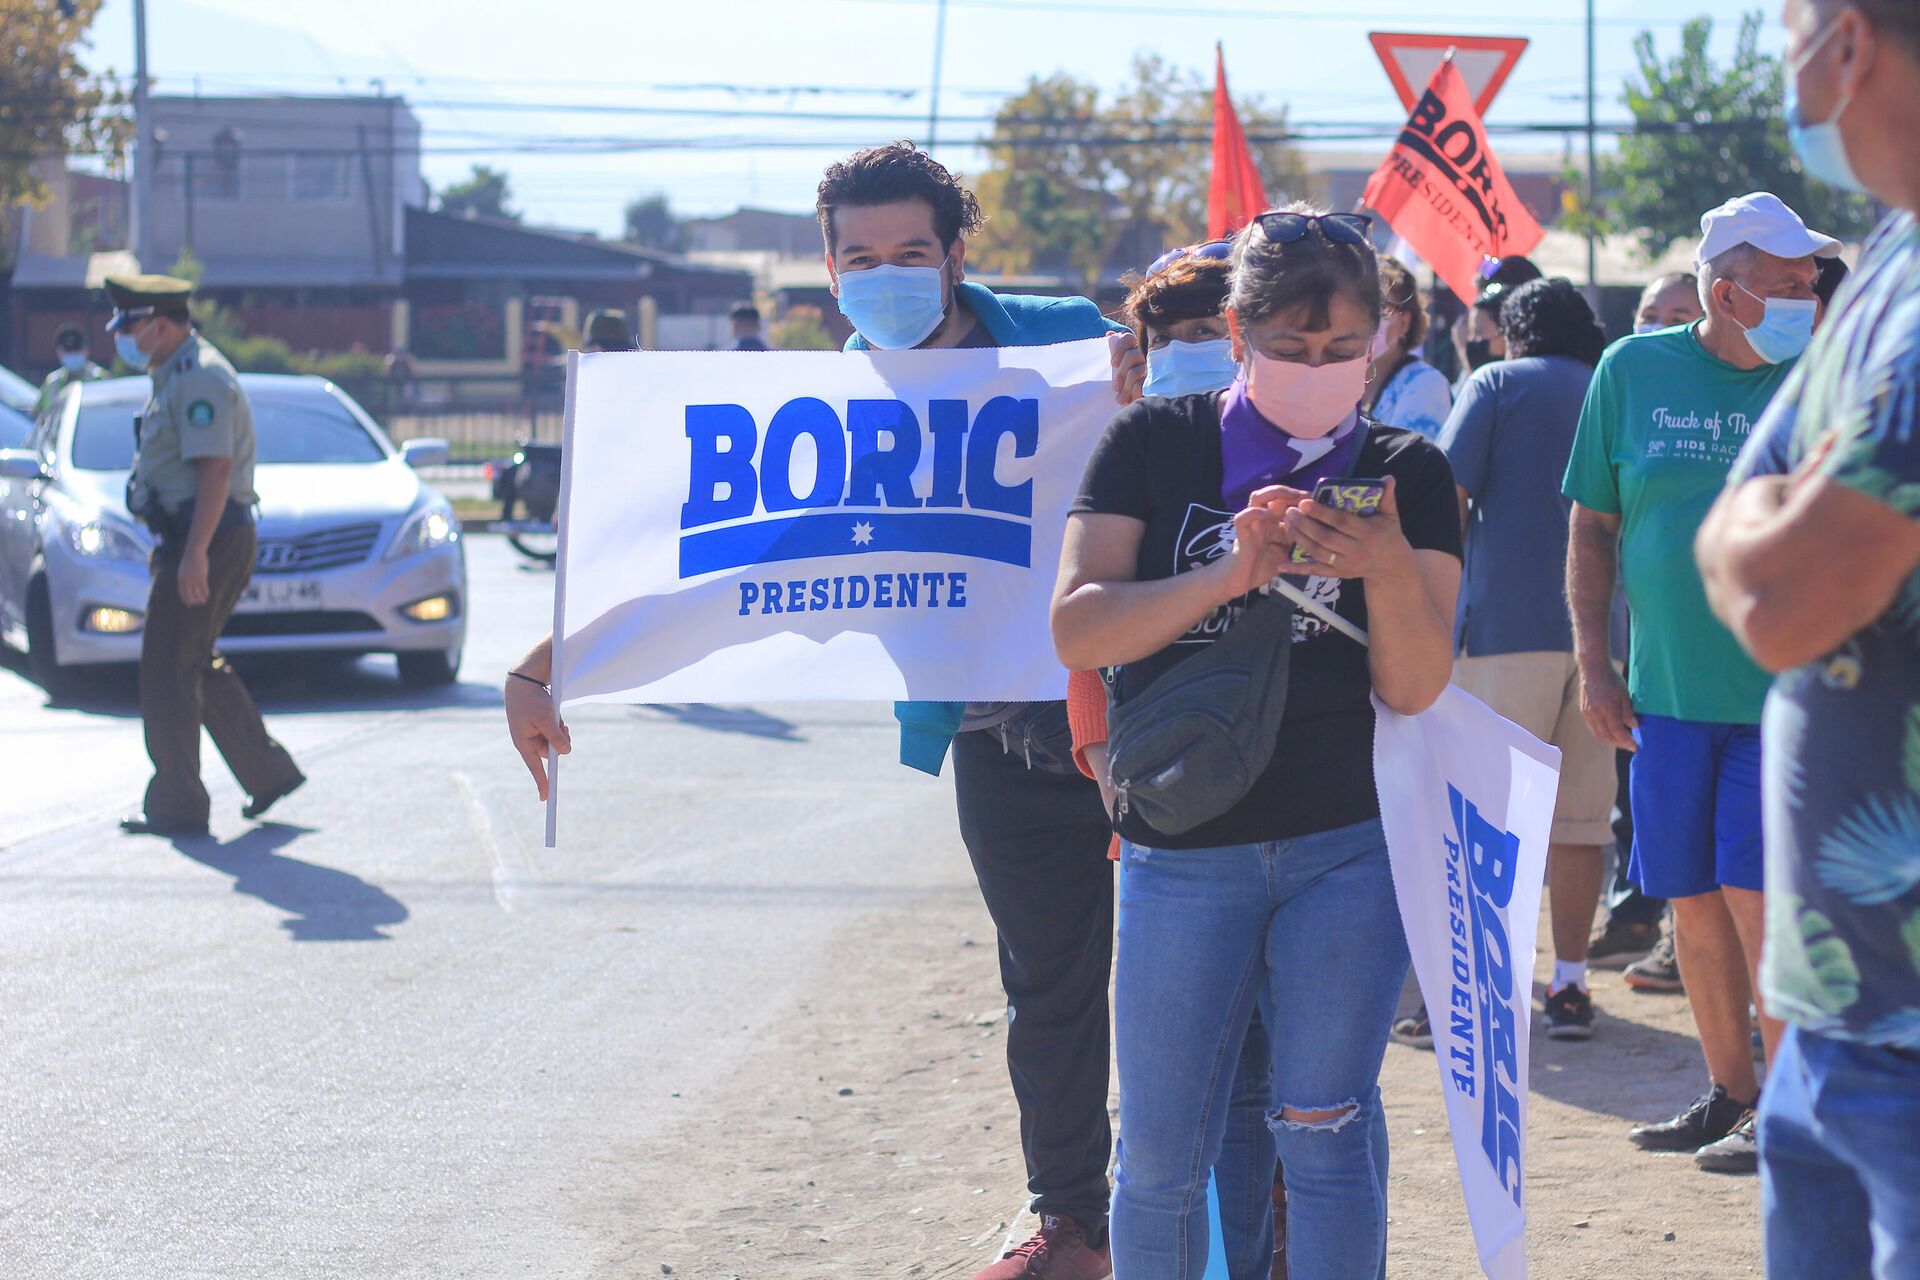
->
<box><xmin>544</xmin><ymin>348</ymin><xmax>581</xmax><ymax>849</ymax></box>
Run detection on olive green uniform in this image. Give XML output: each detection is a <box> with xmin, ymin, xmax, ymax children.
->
<box><xmin>131</xmin><ymin>332</ymin><xmax>298</xmax><ymax>828</ymax></box>
<box><xmin>34</xmin><ymin>361</ymin><xmax>106</xmax><ymax>419</ymax></box>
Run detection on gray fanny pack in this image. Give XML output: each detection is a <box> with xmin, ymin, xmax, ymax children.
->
<box><xmin>1105</xmin><ymin>592</ymin><xmax>1295</xmax><ymax>837</ymax></box>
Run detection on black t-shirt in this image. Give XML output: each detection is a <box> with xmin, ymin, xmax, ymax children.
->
<box><xmin>1071</xmin><ymin>392</ymin><xmax>1462</xmax><ymax>849</ymax></box>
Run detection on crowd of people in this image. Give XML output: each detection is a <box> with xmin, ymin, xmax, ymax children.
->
<box><xmin>498</xmin><ymin>1</ymin><xmax>1920</xmax><ymax>1276</ymax></box>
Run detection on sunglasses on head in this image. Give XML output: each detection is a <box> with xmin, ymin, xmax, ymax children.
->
<box><xmin>1146</xmin><ymin>239</ymin><xmax>1233</xmax><ymax>277</ymax></box>
<box><xmin>1252</xmin><ymin>211</ymin><xmax>1373</xmax><ymax>246</ymax></box>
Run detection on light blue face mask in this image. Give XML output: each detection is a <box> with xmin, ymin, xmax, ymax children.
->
<box><xmin>1144</xmin><ymin>338</ymin><xmax>1237</xmax><ymax>398</ymax></box>
<box><xmin>59</xmin><ymin>351</ymin><xmax>88</xmax><ymax>373</ymax></box>
<box><xmin>1733</xmin><ymin>282</ymin><xmax>1817</xmax><ymax>364</ymax></box>
<box><xmin>1632</xmin><ymin>323</ymin><xmax>1665</xmax><ymax>336</ymax></box>
<box><xmin>1785</xmin><ymin>14</ymin><xmax>1865</xmax><ymax>194</ymax></box>
<box><xmin>836</xmin><ymin>262</ymin><xmax>948</xmax><ymax>350</ymax></box>
<box><xmin>114</xmin><ymin>333</ymin><xmax>150</xmax><ymax>372</ymax></box>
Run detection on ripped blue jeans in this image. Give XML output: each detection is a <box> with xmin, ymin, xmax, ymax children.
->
<box><xmin>1111</xmin><ymin>819</ymin><xmax>1408</xmax><ymax>1279</ymax></box>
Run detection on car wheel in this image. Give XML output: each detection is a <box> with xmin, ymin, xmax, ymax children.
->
<box><xmin>26</xmin><ymin>574</ymin><xmax>76</xmax><ymax>699</ymax></box>
<box><xmin>396</xmin><ymin>647</ymin><xmax>461</xmax><ymax>688</ymax></box>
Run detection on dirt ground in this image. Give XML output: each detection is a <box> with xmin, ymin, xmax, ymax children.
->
<box><xmin>599</xmin><ymin>894</ymin><xmax>1763</xmax><ymax>1280</ymax></box>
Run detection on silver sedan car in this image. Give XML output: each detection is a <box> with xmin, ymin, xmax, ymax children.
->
<box><xmin>0</xmin><ymin>374</ymin><xmax>466</xmax><ymax>691</ymax></box>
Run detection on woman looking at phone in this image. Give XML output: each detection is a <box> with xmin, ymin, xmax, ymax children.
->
<box><xmin>1050</xmin><ymin>204</ymin><xmax>1461</xmax><ymax>1278</ymax></box>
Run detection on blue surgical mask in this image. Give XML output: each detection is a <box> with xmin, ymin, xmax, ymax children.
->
<box><xmin>114</xmin><ymin>332</ymin><xmax>150</xmax><ymax>372</ymax></box>
<box><xmin>1632</xmin><ymin>322</ymin><xmax>1664</xmax><ymax>336</ymax></box>
<box><xmin>1144</xmin><ymin>338</ymin><xmax>1236</xmax><ymax>398</ymax></box>
<box><xmin>1786</xmin><ymin>15</ymin><xmax>1865</xmax><ymax>195</ymax></box>
<box><xmin>1733</xmin><ymin>283</ymin><xmax>1817</xmax><ymax>364</ymax></box>
<box><xmin>59</xmin><ymin>351</ymin><xmax>88</xmax><ymax>373</ymax></box>
<box><xmin>836</xmin><ymin>262</ymin><xmax>948</xmax><ymax>350</ymax></box>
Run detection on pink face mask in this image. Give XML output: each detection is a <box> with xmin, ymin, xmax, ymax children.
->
<box><xmin>1242</xmin><ymin>347</ymin><xmax>1370</xmax><ymax>439</ymax></box>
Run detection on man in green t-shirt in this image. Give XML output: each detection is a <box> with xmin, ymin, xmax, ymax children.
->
<box><xmin>1563</xmin><ymin>191</ymin><xmax>1838</xmax><ymax>1175</ymax></box>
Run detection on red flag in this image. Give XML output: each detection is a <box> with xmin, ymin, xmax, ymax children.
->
<box><xmin>1208</xmin><ymin>46</ymin><xmax>1268</xmax><ymax>239</ymax></box>
<box><xmin>1361</xmin><ymin>55</ymin><xmax>1544</xmax><ymax>303</ymax></box>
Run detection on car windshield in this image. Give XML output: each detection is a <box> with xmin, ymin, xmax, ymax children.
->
<box><xmin>71</xmin><ymin>386</ymin><xmax>388</xmax><ymax>471</ymax></box>
<box><xmin>0</xmin><ymin>364</ymin><xmax>37</xmax><ymax>414</ymax></box>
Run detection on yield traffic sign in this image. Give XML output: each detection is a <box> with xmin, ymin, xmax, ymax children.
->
<box><xmin>1367</xmin><ymin>31</ymin><xmax>1530</xmax><ymax>117</ymax></box>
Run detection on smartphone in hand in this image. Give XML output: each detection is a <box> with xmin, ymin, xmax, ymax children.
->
<box><xmin>1290</xmin><ymin>477</ymin><xmax>1388</xmax><ymax>565</ymax></box>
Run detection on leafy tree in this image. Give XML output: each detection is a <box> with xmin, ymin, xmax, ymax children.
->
<box><xmin>971</xmin><ymin>57</ymin><xmax>1307</xmax><ymax>289</ymax></box>
<box><xmin>0</xmin><ymin>0</ymin><xmax>127</xmax><ymax>261</ymax></box>
<box><xmin>1604</xmin><ymin>12</ymin><xmax>1875</xmax><ymax>257</ymax></box>
<box><xmin>437</xmin><ymin>164</ymin><xmax>518</xmax><ymax>222</ymax></box>
<box><xmin>623</xmin><ymin>192</ymin><xmax>683</xmax><ymax>252</ymax></box>
<box><xmin>768</xmin><ymin>304</ymin><xmax>837</xmax><ymax>351</ymax></box>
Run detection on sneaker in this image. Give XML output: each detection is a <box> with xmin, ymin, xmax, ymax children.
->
<box><xmin>1694</xmin><ymin>1109</ymin><xmax>1759</xmax><ymax>1174</ymax></box>
<box><xmin>1544</xmin><ymin>984</ymin><xmax>1596</xmax><ymax>1040</ymax></box>
<box><xmin>972</xmin><ymin>1214</ymin><xmax>1112</xmax><ymax>1280</ymax></box>
<box><xmin>1629</xmin><ymin>1084</ymin><xmax>1752</xmax><ymax>1152</ymax></box>
<box><xmin>1390</xmin><ymin>1005</ymin><xmax>1434</xmax><ymax>1050</ymax></box>
<box><xmin>1587</xmin><ymin>918</ymin><xmax>1660</xmax><ymax>969</ymax></box>
<box><xmin>1623</xmin><ymin>931</ymin><xmax>1685</xmax><ymax>993</ymax></box>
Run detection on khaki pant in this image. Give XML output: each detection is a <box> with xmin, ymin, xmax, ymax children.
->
<box><xmin>1452</xmin><ymin>651</ymin><xmax>1616</xmax><ymax>846</ymax></box>
<box><xmin>139</xmin><ymin>523</ymin><xmax>299</xmax><ymax>826</ymax></box>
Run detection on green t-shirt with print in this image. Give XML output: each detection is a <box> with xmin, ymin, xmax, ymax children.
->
<box><xmin>1562</xmin><ymin>323</ymin><xmax>1791</xmax><ymax>724</ymax></box>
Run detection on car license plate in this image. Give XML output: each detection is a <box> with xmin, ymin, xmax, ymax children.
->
<box><xmin>238</xmin><ymin>577</ymin><xmax>323</xmax><ymax>612</ymax></box>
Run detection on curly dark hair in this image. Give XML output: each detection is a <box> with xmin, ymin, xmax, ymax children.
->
<box><xmin>1122</xmin><ymin>254</ymin><xmax>1232</xmax><ymax>348</ymax></box>
<box><xmin>1500</xmin><ymin>277</ymin><xmax>1606</xmax><ymax>367</ymax></box>
<box><xmin>815</xmin><ymin>141</ymin><xmax>986</xmax><ymax>254</ymax></box>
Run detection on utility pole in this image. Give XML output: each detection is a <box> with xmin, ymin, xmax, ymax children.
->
<box><xmin>1585</xmin><ymin>0</ymin><xmax>1598</xmax><ymax>302</ymax></box>
<box><xmin>131</xmin><ymin>0</ymin><xmax>153</xmax><ymax>268</ymax></box>
<box><xmin>927</xmin><ymin>0</ymin><xmax>948</xmax><ymax>151</ymax></box>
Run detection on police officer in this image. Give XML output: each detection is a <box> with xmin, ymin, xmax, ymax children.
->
<box><xmin>35</xmin><ymin>321</ymin><xmax>106</xmax><ymax>418</ymax></box>
<box><xmin>106</xmin><ymin>274</ymin><xmax>305</xmax><ymax>837</ymax></box>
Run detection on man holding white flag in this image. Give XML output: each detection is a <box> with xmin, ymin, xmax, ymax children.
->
<box><xmin>503</xmin><ymin>142</ymin><xmax>1130</xmax><ymax>1280</ymax></box>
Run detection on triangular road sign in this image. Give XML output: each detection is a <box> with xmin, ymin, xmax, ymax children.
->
<box><xmin>1368</xmin><ymin>32</ymin><xmax>1529</xmax><ymax>117</ymax></box>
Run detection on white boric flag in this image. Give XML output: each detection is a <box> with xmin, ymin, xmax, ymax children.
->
<box><xmin>1374</xmin><ymin>685</ymin><xmax>1558</xmax><ymax>1280</ymax></box>
<box><xmin>549</xmin><ymin>338</ymin><xmax>1113</xmax><ymax>709</ymax></box>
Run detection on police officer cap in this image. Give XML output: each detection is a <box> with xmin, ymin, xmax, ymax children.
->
<box><xmin>583</xmin><ymin>309</ymin><xmax>634</xmax><ymax>351</ymax></box>
<box><xmin>104</xmin><ymin>274</ymin><xmax>194</xmax><ymax>332</ymax></box>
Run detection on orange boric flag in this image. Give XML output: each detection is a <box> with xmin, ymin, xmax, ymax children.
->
<box><xmin>1208</xmin><ymin>45</ymin><xmax>1268</xmax><ymax>239</ymax></box>
<box><xmin>1361</xmin><ymin>54</ymin><xmax>1543</xmax><ymax>303</ymax></box>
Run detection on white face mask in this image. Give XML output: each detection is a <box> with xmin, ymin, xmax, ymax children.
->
<box><xmin>59</xmin><ymin>351</ymin><xmax>89</xmax><ymax>373</ymax></box>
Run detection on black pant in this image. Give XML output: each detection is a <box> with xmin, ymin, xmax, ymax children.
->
<box><xmin>1606</xmin><ymin>745</ymin><xmax>1667</xmax><ymax>927</ymax></box>
<box><xmin>952</xmin><ymin>726</ymin><xmax>1116</xmax><ymax>1230</ymax></box>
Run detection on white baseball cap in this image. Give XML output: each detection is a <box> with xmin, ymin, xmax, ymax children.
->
<box><xmin>1696</xmin><ymin>192</ymin><xmax>1841</xmax><ymax>268</ymax></box>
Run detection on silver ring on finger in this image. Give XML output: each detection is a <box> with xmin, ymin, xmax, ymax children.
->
<box><xmin>1328</xmin><ymin>551</ymin><xmax>1338</xmax><ymax>566</ymax></box>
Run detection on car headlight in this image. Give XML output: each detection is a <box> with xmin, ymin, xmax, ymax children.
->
<box><xmin>386</xmin><ymin>499</ymin><xmax>460</xmax><ymax>561</ymax></box>
<box><xmin>67</xmin><ymin>515</ymin><xmax>148</xmax><ymax>563</ymax></box>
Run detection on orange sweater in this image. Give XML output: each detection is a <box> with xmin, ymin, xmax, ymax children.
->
<box><xmin>1067</xmin><ymin>668</ymin><xmax>1122</xmax><ymax>860</ymax></box>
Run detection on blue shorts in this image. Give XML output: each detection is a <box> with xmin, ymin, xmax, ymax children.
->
<box><xmin>1628</xmin><ymin>714</ymin><xmax>1764</xmax><ymax>897</ymax></box>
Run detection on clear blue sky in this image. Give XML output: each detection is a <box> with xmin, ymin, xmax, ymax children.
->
<box><xmin>79</xmin><ymin>0</ymin><xmax>1793</xmax><ymax>236</ymax></box>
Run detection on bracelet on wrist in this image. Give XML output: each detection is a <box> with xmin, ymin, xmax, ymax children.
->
<box><xmin>507</xmin><ymin>670</ymin><xmax>550</xmax><ymax>693</ymax></box>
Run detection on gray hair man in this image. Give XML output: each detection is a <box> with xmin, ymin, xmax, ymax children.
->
<box><xmin>1561</xmin><ymin>191</ymin><xmax>1838</xmax><ymax>1174</ymax></box>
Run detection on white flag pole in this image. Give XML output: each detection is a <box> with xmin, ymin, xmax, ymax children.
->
<box><xmin>544</xmin><ymin>349</ymin><xmax>582</xmax><ymax>849</ymax></box>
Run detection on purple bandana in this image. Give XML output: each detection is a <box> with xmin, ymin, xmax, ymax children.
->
<box><xmin>1218</xmin><ymin>379</ymin><xmax>1367</xmax><ymax>509</ymax></box>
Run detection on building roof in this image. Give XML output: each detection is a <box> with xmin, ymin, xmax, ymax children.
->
<box><xmin>404</xmin><ymin>208</ymin><xmax>750</xmax><ymax>286</ymax></box>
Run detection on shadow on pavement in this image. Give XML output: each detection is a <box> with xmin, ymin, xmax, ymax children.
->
<box><xmin>10</xmin><ymin>653</ymin><xmax>498</xmax><ymax>720</ymax></box>
<box><xmin>171</xmin><ymin>821</ymin><xmax>411</xmax><ymax>942</ymax></box>
<box><xmin>636</xmin><ymin>702</ymin><xmax>802</xmax><ymax>741</ymax></box>
<box><xmin>1523</xmin><ymin>978</ymin><xmax>1713</xmax><ymax>1123</ymax></box>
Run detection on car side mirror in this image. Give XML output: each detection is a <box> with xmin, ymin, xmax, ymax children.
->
<box><xmin>0</xmin><ymin>449</ymin><xmax>50</xmax><ymax>482</ymax></box>
<box><xmin>401</xmin><ymin>438</ymin><xmax>450</xmax><ymax>469</ymax></box>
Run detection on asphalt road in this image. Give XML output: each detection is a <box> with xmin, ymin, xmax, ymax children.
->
<box><xmin>0</xmin><ymin>536</ymin><xmax>979</xmax><ymax>1279</ymax></box>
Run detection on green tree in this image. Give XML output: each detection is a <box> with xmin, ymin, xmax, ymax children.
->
<box><xmin>0</xmin><ymin>0</ymin><xmax>127</xmax><ymax>263</ymax></box>
<box><xmin>437</xmin><ymin>164</ymin><xmax>518</xmax><ymax>221</ymax></box>
<box><xmin>623</xmin><ymin>192</ymin><xmax>683</xmax><ymax>252</ymax></box>
<box><xmin>767</xmin><ymin>304</ymin><xmax>837</xmax><ymax>351</ymax></box>
<box><xmin>1604</xmin><ymin>12</ymin><xmax>1875</xmax><ymax>257</ymax></box>
<box><xmin>971</xmin><ymin>58</ymin><xmax>1307</xmax><ymax>289</ymax></box>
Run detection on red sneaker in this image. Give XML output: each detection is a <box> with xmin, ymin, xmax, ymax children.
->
<box><xmin>972</xmin><ymin>1214</ymin><xmax>1113</xmax><ymax>1280</ymax></box>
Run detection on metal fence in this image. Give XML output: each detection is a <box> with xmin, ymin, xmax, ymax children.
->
<box><xmin>331</xmin><ymin>375</ymin><xmax>566</xmax><ymax>460</ymax></box>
